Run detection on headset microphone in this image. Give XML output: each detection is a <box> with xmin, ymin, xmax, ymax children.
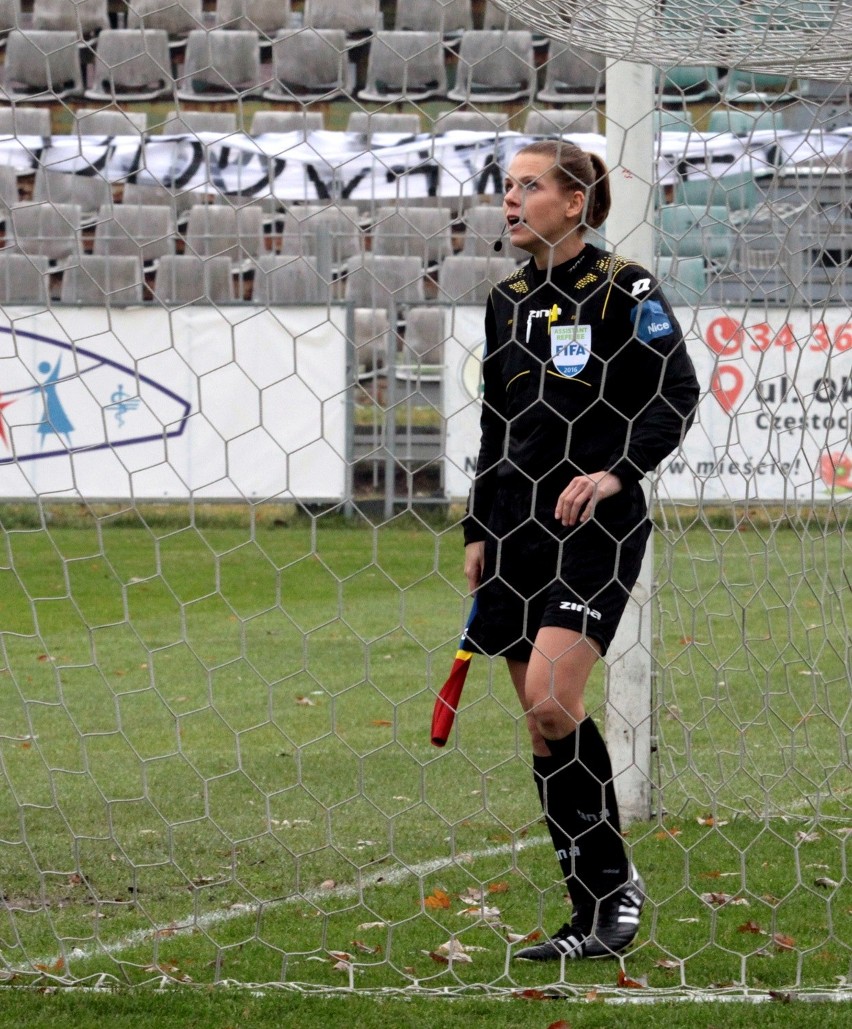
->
<box><xmin>493</xmin><ymin>226</ymin><xmax>508</xmax><ymax>252</ymax></box>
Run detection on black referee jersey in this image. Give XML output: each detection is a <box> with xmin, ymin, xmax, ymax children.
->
<box><xmin>463</xmin><ymin>243</ymin><xmax>700</xmax><ymax>545</ymax></box>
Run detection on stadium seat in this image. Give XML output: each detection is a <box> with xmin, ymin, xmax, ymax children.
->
<box><xmin>346</xmin><ymin>111</ymin><xmax>421</xmax><ymax>137</ymax></box>
<box><xmin>523</xmin><ymin>108</ymin><xmax>599</xmax><ymax>136</ymax></box>
<box><xmin>6</xmin><ymin>201</ymin><xmax>83</xmax><ymax>268</ymax></box>
<box><xmin>537</xmin><ymin>38</ymin><xmax>606</xmax><ymax>104</ymax></box>
<box><xmin>92</xmin><ymin>203</ymin><xmax>177</xmax><ymax>268</ymax></box>
<box><xmin>125</xmin><ymin>0</ymin><xmax>205</xmax><ymax>47</ymax></box>
<box><xmin>153</xmin><ymin>254</ymin><xmax>236</xmax><ymax>305</ymax></box>
<box><xmin>447</xmin><ymin>30</ymin><xmax>537</xmax><ymax>104</ymax></box>
<box><xmin>184</xmin><ymin>204</ymin><xmax>266</xmax><ymax>270</ymax></box>
<box><xmin>352</xmin><ymin>307</ymin><xmax>391</xmax><ymax>373</ymax></box>
<box><xmin>84</xmin><ymin>28</ymin><xmax>174</xmax><ymax>102</ymax></box>
<box><xmin>707</xmin><ymin>108</ymin><xmax>783</xmax><ymax>136</ymax></box>
<box><xmin>1</xmin><ymin>30</ymin><xmax>84</xmax><ymax>101</ymax></box>
<box><xmin>344</xmin><ymin>255</ymin><xmax>426</xmax><ymax>316</ymax></box>
<box><xmin>723</xmin><ymin>68</ymin><xmax>796</xmax><ymax>104</ymax></box>
<box><xmin>657</xmin><ymin>204</ymin><xmax>734</xmax><ymax>263</ymax></box>
<box><xmin>252</xmin><ymin>254</ymin><xmax>330</xmax><ymax>304</ymax></box>
<box><xmin>0</xmin><ymin>105</ymin><xmax>51</xmax><ymax>135</ymax></box>
<box><xmin>655</xmin><ymin>254</ymin><xmax>706</xmax><ymax>308</ymax></box>
<box><xmin>213</xmin><ymin>0</ymin><xmax>293</xmax><ymax>40</ymax></box>
<box><xmin>263</xmin><ymin>29</ymin><xmax>354</xmax><ymax>103</ymax></box>
<box><xmin>0</xmin><ymin>253</ymin><xmax>50</xmax><ymax>304</ymax></box>
<box><xmin>431</xmin><ymin>110</ymin><xmax>511</xmax><ymax>134</ymax></box>
<box><xmin>657</xmin><ymin>63</ymin><xmax>721</xmax><ymax>104</ymax></box>
<box><xmin>277</xmin><ymin>204</ymin><xmax>363</xmax><ymax>275</ymax></box>
<box><xmin>121</xmin><ymin>180</ymin><xmax>197</xmax><ymax>225</ymax></box>
<box><xmin>250</xmin><ymin>110</ymin><xmax>325</xmax><ymax>135</ymax></box>
<box><xmin>358</xmin><ymin>31</ymin><xmax>447</xmax><ymax>103</ymax></box>
<box><xmin>393</xmin><ymin>0</ymin><xmax>472</xmax><ymax>43</ymax></box>
<box><xmin>156</xmin><ymin>109</ymin><xmax>239</xmax><ymax>135</ymax></box>
<box><xmin>59</xmin><ymin>255</ymin><xmax>145</xmax><ymax>305</ymax></box>
<box><xmin>175</xmin><ymin>29</ymin><xmax>264</xmax><ymax>101</ymax></box>
<box><xmin>654</xmin><ymin>108</ymin><xmax>694</xmax><ymax>134</ymax></box>
<box><xmin>74</xmin><ymin>108</ymin><xmax>149</xmax><ymax>136</ymax></box>
<box><xmin>436</xmin><ymin>254</ymin><xmax>519</xmax><ymax>302</ymax></box>
<box><xmin>674</xmin><ymin>171</ymin><xmax>761</xmax><ymax>212</ymax></box>
<box><xmin>370</xmin><ymin>205</ymin><xmax>454</xmax><ymax>270</ymax></box>
<box><xmin>32</xmin><ymin>0</ymin><xmax>108</xmax><ymax>36</ymax></box>
<box><xmin>0</xmin><ymin>164</ymin><xmax>19</xmax><ymax>219</ymax></box>
<box><xmin>482</xmin><ymin>0</ymin><xmax>548</xmax><ymax>47</ymax></box>
<box><xmin>32</xmin><ymin>165</ymin><xmax>113</xmax><ymax>227</ymax></box>
<box><xmin>401</xmin><ymin>305</ymin><xmax>446</xmax><ymax>363</ymax></box>
<box><xmin>461</xmin><ymin>204</ymin><xmax>527</xmax><ymax>261</ymax></box>
<box><xmin>302</xmin><ymin>0</ymin><xmax>381</xmax><ymax>41</ymax></box>
<box><xmin>0</xmin><ymin>0</ymin><xmax>19</xmax><ymax>46</ymax></box>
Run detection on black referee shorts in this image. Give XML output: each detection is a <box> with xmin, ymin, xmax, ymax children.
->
<box><xmin>466</xmin><ymin>485</ymin><xmax>652</xmax><ymax>662</ymax></box>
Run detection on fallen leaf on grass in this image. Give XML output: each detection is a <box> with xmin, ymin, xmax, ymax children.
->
<box><xmin>654</xmin><ymin>958</ymin><xmax>681</xmax><ymax>969</ymax></box>
<box><xmin>617</xmin><ymin>969</ymin><xmax>647</xmax><ymax>988</ymax></box>
<box><xmin>738</xmin><ymin>921</ymin><xmax>765</xmax><ymax>935</ymax></box>
<box><xmin>547</xmin><ymin>1021</ymin><xmax>572</xmax><ymax>1029</ymax></box>
<box><xmin>319</xmin><ymin>879</ymin><xmax>336</xmax><ymax>890</ymax></box>
<box><xmin>457</xmin><ymin>904</ymin><xmax>501</xmax><ymax>920</ymax></box>
<box><xmin>815</xmin><ymin>877</ymin><xmax>841</xmax><ymax>888</ymax></box>
<box><xmin>423</xmin><ymin>888</ymin><xmax>451</xmax><ymax>910</ymax></box>
<box><xmin>697</xmin><ymin>815</ymin><xmax>729</xmax><ymax>827</ymax></box>
<box><xmin>294</xmin><ymin>696</ymin><xmax>316</xmax><ymax>706</ymax></box>
<box><xmin>796</xmin><ymin>830</ymin><xmax>821</xmax><ymax>843</ymax></box>
<box><xmin>700</xmin><ymin>892</ymin><xmax>749</xmax><ymax>907</ymax></box>
<box><xmin>351</xmin><ymin>939</ymin><xmax>382</xmax><ymax>955</ymax></box>
<box><xmin>654</xmin><ymin>827</ymin><xmax>682</xmax><ymax>840</ymax></box>
<box><xmin>370</xmin><ymin>720</ymin><xmax>392</xmax><ymax>727</ymax></box>
<box><xmin>506</xmin><ymin>930</ymin><xmax>541</xmax><ymax>944</ymax></box>
<box><xmin>488</xmin><ymin>881</ymin><xmax>510</xmax><ymax>893</ymax></box>
<box><xmin>424</xmin><ymin>949</ymin><xmax>472</xmax><ymax>964</ymax></box>
<box><xmin>356</xmin><ymin>921</ymin><xmax>387</xmax><ymax>930</ymax></box>
<box><xmin>773</xmin><ymin>933</ymin><xmax>796</xmax><ymax>951</ymax></box>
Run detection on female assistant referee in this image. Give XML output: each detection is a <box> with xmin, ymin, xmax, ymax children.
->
<box><xmin>462</xmin><ymin>140</ymin><xmax>699</xmax><ymax>960</ymax></box>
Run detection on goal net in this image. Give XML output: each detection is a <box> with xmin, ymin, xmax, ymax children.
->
<box><xmin>0</xmin><ymin>0</ymin><xmax>849</xmax><ymax>1003</ymax></box>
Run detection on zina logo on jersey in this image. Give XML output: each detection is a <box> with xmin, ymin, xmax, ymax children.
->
<box><xmin>551</xmin><ymin>324</ymin><xmax>592</xmax><ymax>378</ymax></box>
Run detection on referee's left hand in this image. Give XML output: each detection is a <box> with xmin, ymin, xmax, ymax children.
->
<box><xmin>555</xmin><ymin>471</ymin><xmax>622</xmax><ymax>526</ymax></box>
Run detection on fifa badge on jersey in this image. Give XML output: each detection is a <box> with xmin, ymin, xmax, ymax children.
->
<box><xmin>551</xmin><ymin>324</ymin><xmax>591</xmax><ymax>378</ymax></box>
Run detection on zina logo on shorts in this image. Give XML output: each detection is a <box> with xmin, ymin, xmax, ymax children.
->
<box><xmin>559</xmin><ymin>600</ymin><xmax>602</xmax><ymax>620</ymax></box>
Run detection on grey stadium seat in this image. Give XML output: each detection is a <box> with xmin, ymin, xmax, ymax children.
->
<box><xmin>394</xmin><ymin>0</ymin><xmax>472</xmax><ymax>42</ymax></box>
<box><xmin>370</xmin><ymin>205</ymin><xmax>454</xmax><ymax>269</ymax></box>
<box><xmin>59</xmin><ymin>255</ymin><xmax>145</xmax><ymax>304</ymax></box>
<box><xmin>125</xmin><ymin>0</ymin><xmax>204</xmax><ymax>46</ymax></box>
<box><xmin>32</xmin><ymin>0</ymin><xmax>108</xmax><ymax>36</ymax></box>
<box><xmin>92</xmin><ymin>203</ymin><xmax>177</xmax><ymax>268</ymax></box>
<box><xmin>175</xmin><ymin>29</ymin><xmax>263</xmax><ymax>101</ymax></box>
<box><xmin>344</xmin><ymin>255</ymin><xmax>426</xmax><ymax>313</ymax></box>
<box><xmin>74</xmin><ymin>108</ymin><xmax>149</xmax><ymax>136</ymax></box>
<box><xmin>0</xmin><ymin>105</ymin><xmax>51</xmax><ymax>135</ymax></box>
<box><xmin>252</xmin><ymin>255</ymin><xmax>330</xmax><ymax>305</ymax></box>
<box><xmin>303</xmin><ymin>0</ymin><xmax>381</xmax><ymax>39</ymax></box>
<box><xmin>523</xmin><ymin>108</ymin><xmax>599</xmax><ymax>136</ymax></box>
<box><xmin>447</xmin><ymin>30</ymin><xmax>536</xmax><ymax>104</ymax></box>
<box><xmin>6</xmin><ymin>201</ymin><xmax>83</xmax><ymax>268</ymax></box>
<box><xmin>153</xmin><ymin>255</ymin><xmax>236</xmax><ymax>305</ymax></box>
<box><xmin>537</xmin><ymin>38</ymin><xmax>606</xmax><ymax>104</ymax></box>
<box><xmin>157</xmin><ymin>109</ymin><xmax>239</xmax><ymax>136</ymax></box>
<box><xmin>250</xmin><ymin>110</ymin><xmax>325</xmax><ymax>135</ymax></box>
<box><xmin>1</xmin><ymin>30</ymin><xmax>85</xmax><ymax>101</ymax></box>
<box><xmin>183</xmin><ymin>204</ymin><xmax>266</xmax><ymax>269</ymax></box>
<box><xmin>84</xmin><ymin>28</ymin><xmax>174</xmax><ymax>102</ymax></box>
<box><xmin>358</xmin><ymin>31</ymin><xmax>447</xmax><ymax>104</ymax></box>
<box><xmin>32</xmin><ymin>165</ymin><xmax>113</xmax><ymax>226</ymax></box>
<box><xmin>0</xmin><ymin>253</ymin><xmax>50</xmax><ymax>304</ymax></box>
<box><xmin>213</xmin><ymin>0</ymin><xmax>292</xmax><ymax>40</ymax></box>
<box><xmin>263</xmin><ymin>29</ymin><xmax>354</xmax><ymax>103</ymax></box>
<box><xmin>436</xmin><ymin>254</ymin><xmax>519</xmax><ymax>303</ymax></box>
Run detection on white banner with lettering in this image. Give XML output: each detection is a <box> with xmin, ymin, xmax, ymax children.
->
<box><xmin>443</xmin><ymin>306</ymin><xmax>852</xmax><ymax>503</ymax></box>
<box><xmin>2</xmin><ymin>127</ymin><xmax>849</xmax><ymax>203</ymax></box>
<box><xmin>0</xmin><ymin>306</ymin><xmax>347</xmax><ymax>501</ymax></box>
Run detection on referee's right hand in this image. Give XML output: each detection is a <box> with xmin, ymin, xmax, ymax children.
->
<box><xmin>464</xmin><ymin>541</ymin><xmax>485</xmax><ymax>595</ymax></box>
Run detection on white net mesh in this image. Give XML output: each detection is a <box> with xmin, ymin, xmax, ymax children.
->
<box><xmin>0</xmin><ymin>0</ymin><xmax>849</xmax><ymax>1005</ymax></box>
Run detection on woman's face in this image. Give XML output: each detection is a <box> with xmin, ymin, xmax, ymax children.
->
<box><xmin>502</xmin><ymin>152</ymin><xmax>586</xmax><ymax>265</ymax></box>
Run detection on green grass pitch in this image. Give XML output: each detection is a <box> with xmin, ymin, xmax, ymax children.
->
<box><xmin>0</xmin><ymin>507</ymin><xmax>849</xmax><ymax>1002</ymax></box>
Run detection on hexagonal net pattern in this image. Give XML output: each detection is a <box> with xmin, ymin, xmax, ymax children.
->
<box><xmin>0</xmin><ymin>0</ymin><xmax>849</xmax><ymax>1004</ymax></box>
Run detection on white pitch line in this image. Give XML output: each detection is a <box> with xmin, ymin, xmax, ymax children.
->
<box><xmin>30</xmin><ymin>835</ymin><xmax>550</xmax><ymax>971</ymax></box>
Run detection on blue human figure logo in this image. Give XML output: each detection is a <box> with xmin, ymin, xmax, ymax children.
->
<box><xmin>35</xmin><ymin>357</ymin><xmax>74</xmax><ymax>449</ymax></box>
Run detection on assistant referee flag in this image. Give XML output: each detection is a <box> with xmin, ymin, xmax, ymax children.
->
<box><xmin>430</xmin><ymin>603</ymin><xmax>477</xmax><ymax>747</ymax></box>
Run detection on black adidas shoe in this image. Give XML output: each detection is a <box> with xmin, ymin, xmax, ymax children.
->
<box><xmin>512</xmin><ymin>906</ymin><xmax>592</xmax><ymax>961</ymax></box>
<box><xmin>582</xmin><ymin>865</ymin><xmax>645</xmax><ymax>959</ymax></box>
